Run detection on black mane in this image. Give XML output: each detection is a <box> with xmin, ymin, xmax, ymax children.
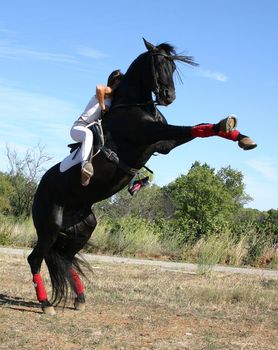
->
<box><xmin>157</xmin><ymin>42</ymin><xmax>198</xmax><ymax>66</ymax></box>
<box><xmin>157</xmin><ymin>42</ymin><xmax>177</xmax><ymax>56</ymax></box>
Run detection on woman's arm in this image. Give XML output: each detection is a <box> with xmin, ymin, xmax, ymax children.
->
<box><xmin>96</xmin><ymin>85</ymin><xmax>113</xmax><ymax>111</ymax></box>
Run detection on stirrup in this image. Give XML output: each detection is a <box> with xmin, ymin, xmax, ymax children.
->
<box><xmin>128</xmin><ymin>177</ymin><xmax>149</xmax><ymax>196</ymax></box>
<box><xmin>81</xmin><ymin>162</ymin><xmax>94</xmax><ymax>186</ymax></box>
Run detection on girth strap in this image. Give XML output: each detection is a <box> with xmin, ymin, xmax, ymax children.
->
<box><xmin>101</xmin><ymin>146</ymin><xmax>139</xmax><ymax>176</ymax></box>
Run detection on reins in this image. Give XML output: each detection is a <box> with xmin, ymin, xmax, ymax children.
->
<box><xmin>108</xmin><ymin>100</ymin><xmax>155</xmax><ymax>113</ymax></box>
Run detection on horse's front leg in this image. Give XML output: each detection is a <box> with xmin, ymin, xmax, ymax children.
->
<box><xmin>144</xmin><ymin>116</ymin><xmax>257</xmax><ymax>151</ymax></box>
<box><xmin>191</xmin><ymin>116</ymin><xmax>257</xmax><ymax>150</ymax></box>
<box><xmin>151</xmin><ymin>139</ymin><xmax>193</xmax><ymax>155</ymax></box>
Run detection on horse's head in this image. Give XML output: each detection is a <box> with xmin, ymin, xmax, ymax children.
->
<box><xmin>116</xmin><ymin>39</ymin><xmax>198</xmax><ymax>107</ymax></box>
<box><xmin>143</xmin><ymin>38</ymin><xmax>198</xmax><ymax>106</ymax></box>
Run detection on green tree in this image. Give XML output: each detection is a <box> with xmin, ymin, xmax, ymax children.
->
<box><xmin>165</xmin><ymin>162</ymin><xmax>249</xmax><ymax>242</ymax></box>
<box><xmin>216</xmin><ymin>165</ymin><xmax>252</xmax><ymax>207</ymax></box>
<box><xmin>0</xmin><ymin>172</ymin><xmax>15</xmax><ymax>215</ymax></box>
<box><xmin>5</xmin><ymin>144</ymin><xmax>51</xmax><ymax>218</ymax></box>
<box><xmin>94</xmin><ymin>167</ymin><xmax>174</xmax><ymax>222</ymax></box>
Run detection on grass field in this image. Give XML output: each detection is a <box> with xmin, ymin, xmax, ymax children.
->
<box><xmin>0</xmin><ymin>253</ymin><xmax>277</xmax><ymax>350</ymax></box>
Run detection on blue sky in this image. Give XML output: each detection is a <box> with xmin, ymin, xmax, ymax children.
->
<box><xmin>0</xmin><ymin>0</ymin><xmax>277</xmax><ymax>210</ymax></box>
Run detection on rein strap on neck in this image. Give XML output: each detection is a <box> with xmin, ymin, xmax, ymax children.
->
<box><xmin>109</xmin><ymin>100</ymin><xmax>154</xmax><ymax>112</ymax></box>
<box><xmin>101</xmin><ymin>146</ymin><xmax>139</xmax><ymax>176</ymax></box>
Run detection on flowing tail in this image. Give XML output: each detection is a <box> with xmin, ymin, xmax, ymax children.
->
<box><xmin>44</xmin><ymin>243</ymin><xmax>91</xmax><ymax>306</ymax></box>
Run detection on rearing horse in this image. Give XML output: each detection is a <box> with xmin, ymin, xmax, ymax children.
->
<box><xmin>28</xmin><ymin>39</ymin><xmax>257</xmax><ymax>315</ymax></box>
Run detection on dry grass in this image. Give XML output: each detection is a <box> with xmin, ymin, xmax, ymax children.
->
<box><xmin>1</xmin><ymin>217</ymin><xmax>277</xmax><ymax>269</ymax></box>
<box><xmin>0</xmin><ymin>253</ymin><xmax>277</xmax><ymax>350</ymax></box>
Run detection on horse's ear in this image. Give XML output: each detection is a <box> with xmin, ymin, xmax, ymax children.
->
<box><xmin>143</xmin><ymin>38</ymin><xmax>157</xmax><ymax>52</ymax></box>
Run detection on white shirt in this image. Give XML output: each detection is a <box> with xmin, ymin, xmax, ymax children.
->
<box><xmin>75</xmin><ymin>95</ymin><xmax>112</xmax><ymax>125</ymax></box>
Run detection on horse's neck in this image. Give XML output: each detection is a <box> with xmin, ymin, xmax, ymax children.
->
<box><xmin>114</xmin><ymin>65</ymin><xmax>152</xmax><ymax>105</ymax></box>
<box><xmin>113</xmin><ymin>84</ymin><xmax>151</xmax><ymax>106</ymax></box>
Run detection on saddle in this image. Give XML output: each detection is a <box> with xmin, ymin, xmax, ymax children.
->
<box><xmin>66</xmin><ymin>120</ymin><xmax>150</xmax><ymax>177</ymax></box>
<box><xmin>67</xmin><ymin>121</ymin><xmax>104</xmax><ymax>160</ymax></box>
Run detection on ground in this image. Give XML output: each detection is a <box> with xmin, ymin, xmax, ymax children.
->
<box><xmin>0</xmin><ymin>252</ymin><xmax>277</xmax><ymax>350</ymax></box>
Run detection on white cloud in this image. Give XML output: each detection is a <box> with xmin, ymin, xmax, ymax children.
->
<box><xmin>0</xmin><ymin>39</ymin><xmax>109</xmax><ymax>64</ymax></box>
<box><xmin>76</xmin><ymin>46</ymin><xmax>109</xmax><ymax>59</ymax></box>
<box><xmin>247</xmin><ymin>158</ymin><xmax>278</xmax><ymax>181</ymax></box>
<box><xmin>0</xmin><ymin>85</ymin><xmax>79</xmax><ymax>172</ymax></box>
<box><xmin>0</xmin><ymin>85</ymin><xmax>79</xmax><ymax>121</ymax></box>
<box><xmin>0</xmin><ymin>39</ymin><xmax>79</xmax><ymax>64</ymax></box>
<box><xmin>198</xmin><ymin>68</ymin><xmax>228</xmax><ymax>82</ymax></box>
<box><xmin>0</xmin><ymin>28</ymin><xmax>15</xmax><ymax>36</ymax></box>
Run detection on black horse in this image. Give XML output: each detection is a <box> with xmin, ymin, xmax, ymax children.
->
<box><xmin>28</xmin><ymin>39</ymin><xmax>256</xmax><ymax>315</ymax></box>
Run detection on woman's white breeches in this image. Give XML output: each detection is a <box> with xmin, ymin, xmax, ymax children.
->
<box><xmin>70</xmin><ymin>125</ymin><xmax>93</xmax><ymax>162</ymax></box>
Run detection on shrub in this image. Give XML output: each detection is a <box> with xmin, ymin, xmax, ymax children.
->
<box><xmin>0</xmin><ymin>215</ymin><xmax>36</xmax><ymax>247</ymax></box>
<box><xmin>88</xmin><ymin>216</ymin><xmax>162</xmax><ymax>257</ymax></box>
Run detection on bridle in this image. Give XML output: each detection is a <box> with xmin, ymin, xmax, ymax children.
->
<box><xmin>109</xmin><ymin>51</ymin><xmax>175</xmax><ymax>112</ymax></box>
<box><xmin>150</xmin><ymin>51</ymin><xmax>175</xmax><ymax>101</ymax></box>
<box><xmin>150</xmin><ymin>50</ymin><xmax>198</xmax><ymax>100</ymax></box>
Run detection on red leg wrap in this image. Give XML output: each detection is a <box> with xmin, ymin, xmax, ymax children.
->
<box><xmin>33</xmin><ymin>273</ymin><xmax>48</xmax><ymax>302</ymax></box>
<box><xmin>69</xmin><ymin>268</ymin><xmax>84</xmax><ymax>295</ymax></box>
<box><xmin>217</xmin><ymin>129</ymin><xmax>240</xmax><ymax>141</ymax></box>
<box><xmin>191</xmin><ymin>124</ymin><xmax>215</xmax><ymax>138</ymax></box>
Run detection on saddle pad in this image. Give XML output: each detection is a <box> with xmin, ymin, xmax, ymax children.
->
<box><xmin>59</xmin><ymin>148</ymin><xmax>82</xmax><ymax>172</ymax></box>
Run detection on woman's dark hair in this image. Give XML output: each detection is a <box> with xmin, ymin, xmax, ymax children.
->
<box><xmin>107</xmin><ymin>69</ymin><xmax>123</xmax><ymax>88</ymax></box>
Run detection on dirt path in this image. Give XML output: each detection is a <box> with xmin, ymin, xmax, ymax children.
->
<box><xmin>0</xmin><ymin>246</ymin><xmax>277</xmax><ymax>277</ymax></box>
<box><xmin>0</xmin><ymin>247</ymin><xmax>277</xmax><ymax>349</ymax></box>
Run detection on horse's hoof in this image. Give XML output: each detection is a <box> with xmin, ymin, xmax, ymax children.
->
<box><xmin>74</xmin><ymin>300</ymin><xmax>86</xmax><ymax>311</ymax></box>
<box><xmin>42</xmin><ymin>305</ymin><xmax>56</xmax><ymax>316</ymax></box>
<box><xmin>238</xmin><ymin>137</ymin><xmax>257</xmax><ymax>150</ymax></box>
<box><xmin>218</xmin><ymin>115</ymin><xmax>238</xmax><ymax>132</ymax></box>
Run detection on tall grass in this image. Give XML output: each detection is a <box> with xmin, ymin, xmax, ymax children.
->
<box><xmin>182</xmin><ymin>230</ymin><xmax>278</xmax><ymax>270</ymax></box>
<box><xmin>0</xmin><ymin>215</ymin><xmax>36</xmax><ymax>248</ymax></box>
<box><xmin>0</xmin><ymin>215</ymin><xmax>277</xmax><ymax>269</ymax></box>
<box><xmin>0</xmin><ymin>217</ymin><xmax>14</xmax><ymax>246</ymax></box>
<box><xmin>193</xmin><ymin>235</ymin><xmax>231</xmax><ymax>274</ymax></box>
<box><xmin>88</xmin><ymin>216</ymin><xmax>162</xmax><ymax>257</ymax></box>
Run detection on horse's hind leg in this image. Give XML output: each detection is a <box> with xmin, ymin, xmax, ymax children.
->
<box><xmin>28</xmin><ymin>205</ymin><xmax>62</xmax><ymax>315</ymax></box>
<box><xmin>27</xmin><ymin>230</ymin><xmax>58</xmax><ymax>315</ymax></box>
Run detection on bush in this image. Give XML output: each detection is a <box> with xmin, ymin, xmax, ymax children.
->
<box><xmin>0</xmin><ymin>216</ymin><xmax>14</xmax><ymax>246</ymax></box>
<box><xmin>0</xmin><ymin>173</ymin><xmax>15</xmax><ymax>215</ymax></box>
<box><xmin>0</xmin><ymin>215</ymin><xmax>36</xmax><ymax>247</ymax></box>
<box><xmin>88</xmin><ymin>216</ymin><xmax>162</xmax><ymax>257</ymax></box>
<box><xmin>193</xmin><ymin>235</ymin><xmax>230</xmax><ymax>273</ymax></box>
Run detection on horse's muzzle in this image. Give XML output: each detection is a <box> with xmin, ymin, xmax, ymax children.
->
<box><xmin>157</xmin><ymin>89</ymin><xmax>176</xmax><ymax>106</ymax></box>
